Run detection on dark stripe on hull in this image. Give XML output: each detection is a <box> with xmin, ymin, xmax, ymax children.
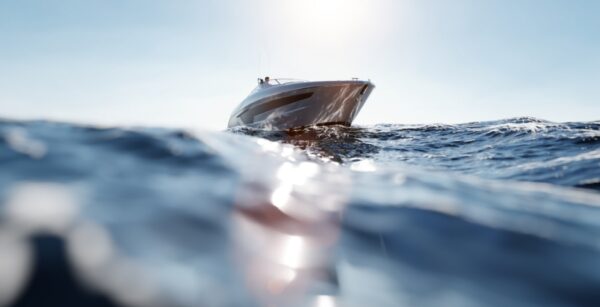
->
<box><xmin>238</xmin><ymin>92</ymin><xmax>314</xmax><ymax>123</ymax></box>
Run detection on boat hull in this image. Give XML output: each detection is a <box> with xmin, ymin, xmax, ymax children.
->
<box><xmin>228</xmin><ymin>80</ymin><xmax>374</xmax><ymax>130</ymax></box>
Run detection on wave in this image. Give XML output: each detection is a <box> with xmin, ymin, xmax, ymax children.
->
<box><xmin>1</xmin><ymin>118</ymin><xmax>600</xmax><ymax>306</ymax></box>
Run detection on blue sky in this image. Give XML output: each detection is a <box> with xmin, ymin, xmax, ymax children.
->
<box><xmin>1</xmin><ymin>0</ymin><xmax>599</xmax><ymax>130</ymax></box>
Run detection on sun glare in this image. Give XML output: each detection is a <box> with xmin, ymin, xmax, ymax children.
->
<box><xmin>281</xmin><ymin>0</ymin><xmax>374</xmax><ymax>45</ymax></box>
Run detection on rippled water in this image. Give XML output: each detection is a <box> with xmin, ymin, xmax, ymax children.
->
<box><xmin>1</xmin><ymin>117</ymin><xmax>599</xmax><ymax>307</ymax></box>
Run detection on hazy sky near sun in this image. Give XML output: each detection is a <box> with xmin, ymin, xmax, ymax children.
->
<box><xmin>1</xmin><ymin>0</ymin><xmax>599</xmax><ymax>130</ymax></box>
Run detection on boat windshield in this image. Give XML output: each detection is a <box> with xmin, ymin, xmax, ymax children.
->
<box><xmin>251</xmin><ymin>78</ymin><xmax>307</xmax><ymax>94</ymax></box>
<box><xmin>268</xmin><ymin>78</ymin><xmax>306</xmax><ymax>85</ymax></box>
<box><xmin>258</xmin><ymin>78</ymin><xmax>306</xmax><ymax>85</ymax></box>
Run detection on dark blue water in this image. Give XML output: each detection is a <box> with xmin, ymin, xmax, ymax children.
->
<box><xmin>1</xmin><ymin>117</ymin><xmax>599</xmax><ymax>307</ymax></box>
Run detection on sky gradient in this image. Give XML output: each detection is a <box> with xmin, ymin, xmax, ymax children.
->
<box><xmin>1</xmin><ymin>0</ymin><xmax>599</xmax><ymax>130</ymax></box>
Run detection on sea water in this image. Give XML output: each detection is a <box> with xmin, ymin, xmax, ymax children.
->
<box><xmin>0</xmin><ymin>117</ymin><xmax>599</xmax><ymax>306</ymax></box>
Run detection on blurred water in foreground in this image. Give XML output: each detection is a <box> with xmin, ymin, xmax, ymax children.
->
<box><xmin>0</xmin><ymin>117</ymin><xmax>599</xmax><ymax>307</ymax></box>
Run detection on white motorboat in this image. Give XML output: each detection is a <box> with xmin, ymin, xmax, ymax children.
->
<box><xmin>228</xmin><ymin>77</ymin><xmax>375</xmax><ymax>130</ymax></box>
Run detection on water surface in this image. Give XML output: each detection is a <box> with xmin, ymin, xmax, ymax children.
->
<box><xmin>1</xmin><ymin>117</ymin><xmax>599</xmax><ymax>306</ymax></box>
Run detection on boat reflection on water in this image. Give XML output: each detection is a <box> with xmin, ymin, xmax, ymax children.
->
<box><xmin>232</xmin><ymin>207</ymin><xmax>340</xmax><ymax>306</ymax></box>
<box><xmin>232</xmin><ymin>125</ymin><xmax>381</xmax><ymax>163</ymax></box>
<box><xmin>231</xmin><ymin>155</ymin><xmax>351</xmax><ymax>306</ymax></box>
